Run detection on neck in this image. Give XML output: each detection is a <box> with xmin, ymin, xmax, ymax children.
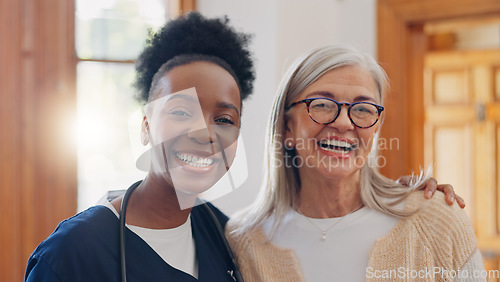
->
<box><xmin>296</xmin><ymin>170</ymin><xmax>363</xmax><ymax>218</ymax></box>
<box><xmin>119</xmin><ymin>174</ymin><xmax>196</xmax><ymax>229</ymax></box>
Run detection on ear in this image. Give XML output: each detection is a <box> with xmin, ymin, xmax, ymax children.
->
<box><xmin>140</xmin><ymin>116</ymin><xmax>150</xmax><ymax>146</ymax></box>
<box><xmin>284</xmin><ymin>117</ymin><xmax>294</xmax><ymax>145</ymax></box>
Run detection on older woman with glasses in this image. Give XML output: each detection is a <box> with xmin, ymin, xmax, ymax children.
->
<box><xmin>226</xmin><ymin>44</ymin><xmax>485</xmax><ymax>281</ymax></box>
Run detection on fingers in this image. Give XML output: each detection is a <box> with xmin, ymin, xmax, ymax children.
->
<box><xmin>436</xmin><ymin>184</ymin><xmax>455</xmax><ymax>206</ymax></box>
<box><xmin>412</xmin><ymin>177</ymin><xmax>465</xmax><ymax>209</ymax></box>
<box><xmin>455</xmin><ymin>194</ymin><xmax>466</xmax><ymax>209</ymax></box>
<box><xmin>422</xmin><ymin>178</ymin><xmax>438</xmax><ymax>199</ymax></box>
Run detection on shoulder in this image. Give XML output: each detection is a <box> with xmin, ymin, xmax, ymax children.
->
<box><xmin>405</xmin><ymin>191</ymin><xmax>478</xmax><ymax>264</ymax></box>
<box><xmin>225</xmin><ymin>210</ymin><xmax>289</xmax><ymax>252</ymax></box>
<box><xmin>225</xmin><ymin>219</ymin><xmax>270</xmax><ymax>255</ymax></box>
<box><xmin>406</xmin><ymin>190</ymin><xmax>472</xmax><ymax>232</ymax></box>
<box><xmin>225</xmin><ymin>219</ymin><xmax>248</xmax><ymax>249</ymax></box>
<box><xmin>224</xmin><ymin>222</ymin><xmax>272</xmax><ymax>259</ymax></box>
<box><xmin>26</xmin><ymin>206</ymin><xmax>118</xmax><ymax>279</ymax></box>
<box><xmin>33</xmin><ymin>205</ymin><xmax>117</xmax><ymax>254</ymax></box>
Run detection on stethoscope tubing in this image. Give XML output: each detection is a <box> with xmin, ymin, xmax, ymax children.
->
<box><xmin>119</xmin><ymin>180</ymin><xmax>140</xmax><ymax>282</ymax></box>
<box><xmin>118</xmin><ymin>181</ymin><xmax>243</xmax><ymax>282</ymax></box>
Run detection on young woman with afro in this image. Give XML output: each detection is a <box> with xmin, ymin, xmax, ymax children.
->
<box><xmin>25</xmin><ymin>12</ymin><xmax>254</xmax><ymax>282</ymax></box>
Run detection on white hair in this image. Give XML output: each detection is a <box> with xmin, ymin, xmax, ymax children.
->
<box><xmin>230</xmin><ymin>44</ymin><xmax>430</xmax><ymax>235</ymax></box>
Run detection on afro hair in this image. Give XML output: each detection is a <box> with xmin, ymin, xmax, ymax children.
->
<box><xmin>134</xmin><ymin>12</ymin><xmax>255</xmax><ymax>104</ymax></box>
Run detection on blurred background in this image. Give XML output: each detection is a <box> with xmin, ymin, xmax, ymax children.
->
<box><xmin>1</xmin><ymin>0</ymin><xmax>500</xmax><ymax>280</ymax></box>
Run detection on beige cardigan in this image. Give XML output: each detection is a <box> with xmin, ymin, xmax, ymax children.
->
<box><xmin>226</xmin><ymin>191</ymin><xmax>480</xmax><ymax>281</ymax></box>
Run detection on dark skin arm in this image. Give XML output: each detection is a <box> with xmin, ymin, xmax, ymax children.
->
<box><xmin>399</xmin><ymin>176</ymin><xmax>466</xmax><ymax>209</ymax></box>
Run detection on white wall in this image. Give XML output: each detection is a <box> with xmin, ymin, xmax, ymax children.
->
<box><xmin>197</xmin><ymin>0</ymin><xmax>376</xmax><ymax>215</ymax></box>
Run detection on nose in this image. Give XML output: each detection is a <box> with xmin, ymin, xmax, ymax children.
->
<box><xmin>328</xmin><ymin>106</ymin><xmax>354</xmax><ymax>132</ymax></box>
<box><xmin>186</xmin><ymin>116</ymin><xmax>214</xmax><ymax>144</ymax></box>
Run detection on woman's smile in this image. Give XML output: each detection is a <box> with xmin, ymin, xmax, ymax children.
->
<box><xmin>317</xmin><ymin>136</ymin><xmax>357</xmax><ymax>159</ymax></box>
<box><xmin>175</xmin><ymin>152</ymin><xmax>215</xmax><ymax>168</ymax></box>
<box><xmin>172</xmin><ymin>149</ymin><xmax>221</xmax><ymax>173</ymax></box>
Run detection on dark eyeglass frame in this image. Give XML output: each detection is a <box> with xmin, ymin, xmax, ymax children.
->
<box><xmin>286</xmin><ymin>97</ymin><xmax>385</xmax><ymax>129</ymax></box>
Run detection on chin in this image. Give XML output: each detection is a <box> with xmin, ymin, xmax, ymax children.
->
<box><xmin>321</xmin><ymin>159</ymin><xmax>365</xmax><ymax>179</ymax></box>
<box><xmin>321</xmin><ymin>168</ymin><xmax>357</xmax><ymax>180</ymax></box>
<box><xmin>171</xmin><ymin>170</ymin><xmax>228</xmax><ymax>210</ymax></box>
<box><xmin>169</xmin><ymin>163</ymin><xmax>229</xmax><ymax>194</ymax></box>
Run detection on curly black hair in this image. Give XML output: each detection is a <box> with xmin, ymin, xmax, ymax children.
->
<box><xmin>134</xmin><ymin>12</ymin><xmax>255</xmax><ymax>104</ymax></box>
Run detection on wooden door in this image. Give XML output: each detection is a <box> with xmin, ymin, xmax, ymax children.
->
<box><xmin>424</xmin><ymin>49</ymin><xmax>500</xmax><ymax>275</ymax></box>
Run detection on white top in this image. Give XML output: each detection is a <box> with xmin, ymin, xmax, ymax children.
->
<box><xmin>262</xmin><ymin>206</ymin><xmax>399</xmax><ymax>282</ymax></box>
<box><xmin>262</xmin><ymin>205</ymin><xmax>485</xmax><ymax>282</ymax></box>
<box><xmin>97</xmin><ymin>196</ymin><xmax>198</xmax><ymax>278</ymax></box>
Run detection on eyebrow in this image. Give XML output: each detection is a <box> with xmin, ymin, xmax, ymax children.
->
<box><xmin>159</xmin><ymin>94</ymin><xmax>240</xmax><ymax>115</ymax></box>
<box><xmin>161</xmin><ymin>93</ymin><xmax>197</xmax><ymax>105</ymax></box>
<box><xmin>306</xmin><ymin>91</ymin><xmax>376</xmax><ymax>103</ymax></box>
<box><xmin>216</xmin><ymin>101</ymin><xmax>240</xmax><ymax>115</ymax></box>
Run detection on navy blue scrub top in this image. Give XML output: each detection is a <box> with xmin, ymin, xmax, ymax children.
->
<box><xmin>25</xmin><ymin>198</ymin><xmax>236</xmax><ymax>282</ymax></box>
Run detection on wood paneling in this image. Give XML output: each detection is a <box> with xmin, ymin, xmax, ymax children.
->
<box><xmin>432</xmin><ymin>125</ymin><xmax>473</xmax><ymax>216</ymax></box>
<box><xmin>379</xmin><ymin>1</ymin><xmax>500</xmax><ymax>278</ymax></box>
<box><xmin>168</xmin><ymin>0</ymin><xmax>196</xmax><ymax>18</ymax></box>
<box><xmin>432</xmin><ymin>69</ymin><xmax>469</xmax><ymax>104</ymax></box>
<box><xmin>495</xmin><ymin>67</ymin><xmax>500</xmax><ymax>100</ymax></box>
<box><xmin>377</xmin><ymin>0</ymin><xmax>500</xmax><ymax>177</ymax></box>
<box><xmin>0</xmin><ymin>0</ymin><xmax>77</xmax><ymax>281</ymax></box>
<box><xmin>380</xmin><ymin>0</ymin><xmax>500</xmax><ymax>23</ymax></box>
<box><xmin>405</xmin><ymin>25</ymin><xmax>427</xmax><ymax>179</ymax></box>
<box><xmin>180</xmin><ymin>0</ymin><xmax>196</xmax><ymax>14</ymax></box>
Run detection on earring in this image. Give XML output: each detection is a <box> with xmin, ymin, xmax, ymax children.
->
<box><xmin>285</xmin><ymin>140</ymin><xmax>294</xmax><ymax>150</ymax></box>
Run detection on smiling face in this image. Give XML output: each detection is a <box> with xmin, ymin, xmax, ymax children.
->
<box><xmin>285</xmin><ymin>64</ymin><xmax>380</xmax><ymax>182</ymax></box>
<box><xmin>144</xmin><ymin>61</ymin><xmax>241</xmax><ymax>196</ymax></box>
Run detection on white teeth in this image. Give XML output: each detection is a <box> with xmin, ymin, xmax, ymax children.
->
<box><xmin>319</xmin><ymin>139</ymin><xmax>354</xmax><ymax>152</ymax></box>
<box><xmin>321</xmin><ymin>147</ymin><xmax>348</xmax><ymax>153</ymax></box>
<box><xmin>320</xmin><ymin>139</ymin><xmax>353</xmax><ymax>148</ymax></box>
<box><xmin>175</xmin><ymin>153</ymin><xmax>214</xmax><ymax>167</ymax></box>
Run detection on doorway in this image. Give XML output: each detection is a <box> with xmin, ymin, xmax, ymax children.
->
<box><xmin>378</xmin><ymin>1</ymin><xmax>500</xmax><ymax>278</ymax></box>
<box><xmin>424</xmin><ymin>19</ymin><xmax>500</xmax><ymax>276</ymax></box>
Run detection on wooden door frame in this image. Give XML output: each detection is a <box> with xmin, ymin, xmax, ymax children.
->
<box><xmin>377</xmin><ymin>0</ymin><xmax>500</xmax><ymax>179</ymax></box>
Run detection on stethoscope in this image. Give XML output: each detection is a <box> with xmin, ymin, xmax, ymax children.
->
<box><xmin>119</xmin><ymin>180</ymin><xmax>243</xmax><ymax>282</ymax></box>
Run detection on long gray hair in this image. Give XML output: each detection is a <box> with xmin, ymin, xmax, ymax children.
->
<box><xmin>230</xmin><ymin>44</ymin><xmax>429</xmax><ymax>235</ymax></box>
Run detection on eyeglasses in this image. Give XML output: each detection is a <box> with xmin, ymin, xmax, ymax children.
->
<box><xmin>286</xmin><ymin>97</ymin><xmax>384</xmax><ymax>128</ymax></box>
